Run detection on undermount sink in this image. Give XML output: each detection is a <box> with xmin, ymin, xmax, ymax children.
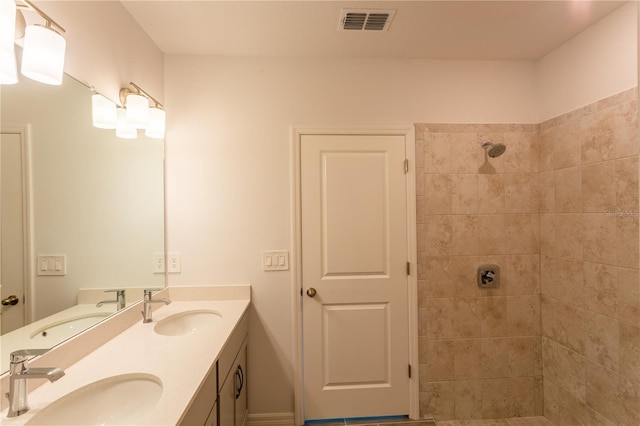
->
<box><xmin>30</xmin><ymin>313</ymin><xmax>111</xmax><ymax>342</ymax></box>
<box><xmin>154</xmin><ymin>310</ymin><xmax>222</xmax><ymax>336</ymax></box>
<box><xmin>26</xmin><ymin>373</ymin><xmax>162</xmax><ymax>425</ymax></box>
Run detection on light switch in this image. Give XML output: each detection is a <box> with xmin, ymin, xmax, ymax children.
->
<box><xmin>37</xmin><ymin>255</ymin><xmax>66</xmax><ymax>276</ymax></box>
<box><xmin>262</xmin><ymin>251</ymin><xmax>289</xmax><ymax>271</ymax></box>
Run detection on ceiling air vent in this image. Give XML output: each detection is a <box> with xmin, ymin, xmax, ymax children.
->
<box><xmin>339</xmin><ymin>9</ymin><xmax>396</xmax><ymax>32</ymax></box>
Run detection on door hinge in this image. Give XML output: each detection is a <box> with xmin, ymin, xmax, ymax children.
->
<box><xmin>408</xmin><ymin>364</ymin><xmax>412</xmax><ymax>378</ymax></box>
<box><xmin>406</xmin><ymin>261</ymin><xmax>410</xmax><ymax>275</ymax></box>
<box><xmin>403</xmin><ymin>158</ymin><xmax>409</xmax><ymax>174</ymax></box>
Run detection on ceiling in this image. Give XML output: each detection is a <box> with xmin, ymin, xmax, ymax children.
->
<box><xmin>120</xmin><ymin>1</ymin><xmax>627</xmax><ymax>60</ymax></box>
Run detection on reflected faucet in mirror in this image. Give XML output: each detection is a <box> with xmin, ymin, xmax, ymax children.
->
<box><xmin>96</xmin><ymin>289</ymin><xmax>126</xmax><ymax>311</ymax></box>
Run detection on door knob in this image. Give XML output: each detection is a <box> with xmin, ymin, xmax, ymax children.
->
<box><xmin>306</xmin><ymin>288</ymin><xmax>317</xmax><ymax>297</ymax></box>
<box><xmin>1</xmin><ymin>295</ymin><xmax>19</xmax><ymax>306</ymax></box>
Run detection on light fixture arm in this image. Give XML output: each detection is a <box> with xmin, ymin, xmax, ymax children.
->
<box><xmin>119</xmin><ymin>82</ymin><xmax>163</xmax><ymax>109</ymax></box>
<box><xmin>17</xmin><ymin>0</ymin><xmax>65</xmax><ymax>34</ymax></box>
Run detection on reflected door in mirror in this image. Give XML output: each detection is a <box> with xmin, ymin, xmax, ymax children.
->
<box><xmin>1</xmin><ymin>130</ymin><xmax>27</xmax><ymax>334</ymax></box>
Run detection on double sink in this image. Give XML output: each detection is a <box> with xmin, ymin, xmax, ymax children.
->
<box><xmin>1</xmin><ymin>289</ymin><xmax>250</xmax><ymax>426</ymax></box>
<box><xmin>24</xmin><ymin>310</ymin><xmax>222</xmax><ymax>425</ymax></box>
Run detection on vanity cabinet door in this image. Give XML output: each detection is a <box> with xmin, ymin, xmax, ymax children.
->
<box><xmin>178</xmin><ymin>364</ymin><xmax>217</xmax><ymax>425</ymax></box>
<box><xmin>219</xmin><ymin>370</ymin><xmax>235</xmax><ymax>426</ymax></box>
<box><xmin>205</xmin><ymin>401</ymin><xmax>218</xmax><ymax>426</ymax></box>
<box><xmin>234</xmin><ymin>342</ymin><xmax>248</xmax><ymax>426</ymax></box>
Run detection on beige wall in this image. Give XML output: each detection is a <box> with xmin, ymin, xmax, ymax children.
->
<box><xmin>536</xmin><ymin>2</ymin><xmax>637</xmax><ymax>122</ymax></box>
<box><xmin>540</xmin><ymin>88</ymin><xmax>640</xmax><ymax>424</ymax></box>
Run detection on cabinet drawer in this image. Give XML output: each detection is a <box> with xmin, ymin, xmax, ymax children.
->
<box><xmin>218</xmin><ymin>312</ymin><xmax>248</xmax><ymax>386</ymax></box>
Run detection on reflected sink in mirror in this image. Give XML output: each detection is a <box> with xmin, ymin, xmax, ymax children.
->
<box><xmin>154</xmin><ymin>310</ymin><xmax>222</xmax><ymax>336</ymax></box>
<box><xmin>29</xmin><ymin>313</ymin><xmax>111</xmax><ymax>343</ymax></box>
<box><xmin>25</xmin><ymin>373</ymin><xmax>162</xmax><ymax>426</ymax></box>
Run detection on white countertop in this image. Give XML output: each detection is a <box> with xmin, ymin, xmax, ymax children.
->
<box><xmin>1</xmin><ymin>292</ymin><xmax>250</xmax><ymax>425</ymax></box>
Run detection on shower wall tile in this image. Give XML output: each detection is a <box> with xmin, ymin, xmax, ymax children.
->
<box><xmin>478</xmin><ymin>174</ymin><xmax>505</xmax><ymax>213</ymax></box>
<box><xmin>537</xmin><ymin>89</ymin><xmax>639</xmax><ymax>425</ymax></box>
<box><xmin>612</xmin><ymin>99</ymin><xmax>639</xmax><ymax>159</ymax></box>
<box><xmin>554</xmin><ymin>167</ymin><xmax>582</xmax><ymax>212</ymax></box>
<box><xmin>581</xmin><ymin>160</ymin><xmax>616</xmax><ymax>213</ymax></box>
<box><xmin>582</xmin><ymin>213</ymin><xmax>617</xmax><ymax>265</ymax></box>
<box><xmin>454</xmin><ymin>380</ymin><xmax>482</xmax><ymax>419</ymax></box>
<box><xmin>616</xmin><ymin>156</ymin><xmax>639</xmax><ymax>212</ymax></box>
<box><xmin>424</xmin><ymin>174</ymin><xmax>452</xmax><ymax>214</ymax></box>
<box><xmin>617</xmin><ymin>267</ymin><xmax>640</xmax><ymax>326</ymax></box>
<box><xmin>451</xmin><ymin>174</ymin><xmax>478</xmax><ymax>214</ymax></box>
<box><xmin>584</xmin><ymin>311</ymin><xmax>619</xmax><ymax>371</ymax></box>
<box><xmin>419</xmin><ymin>123</ymin><xmax>540</xmax><ymax>420</ymax></box>
<box><xmin>423</xmin><ymin>133</ymin><xmax>452</xmax><ymax>173</ymax></box>
<box><xmin>553</xmin><ymin>119</ymin><xmax>582</xmax><ymax>169</ymax></box>
<box><xmin>505</xmin><ymin>254</ymin><xmax>540</xmax><ymax>296</ymax></box>
<box><xmin>583</xmin><ymin>261</ymin><xmax>618</xmax><ymax>318</ymax></box>
<box><xmin>616</xmin><ymin>216</ymin><xmax>639</xmax><ymax>269</ymax></box>
<box><xmin>580</xmin><ymin>108</ymin><xmax>615</xmax><ymax>164</ymax></box>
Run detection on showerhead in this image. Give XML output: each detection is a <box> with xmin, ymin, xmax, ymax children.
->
<box><xmin>481</xmin><ymin>140</ymin><xmax>506</xmax><ymax>158</ymax></box>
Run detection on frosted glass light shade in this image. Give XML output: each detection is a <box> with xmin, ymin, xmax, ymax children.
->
<box><xmin>21</xmin><ymin>25</ymin><xmax>66</xmax><ymax>85</ymax></box>
<box><xmin>145</xmin><ymin>107</ymin><xmax>166</xmax><ymax>139</ymax></box>
<box><xmin>0</xmin><ymin>48</ymin><xmax>17</xmax><ymax>84</ymax></box>
<box><xmin>116</xmin><ymin>108</ymin><xmax>137</xmax><ymax>139</ymax></box>
<box><xmin>0</xmin><ymin>0</ymin><xmax>17</xmax><ymax>84</ymax></box>
<box><xmin>92</xmin><ymin>94</ymin><xmax>117</xmax><ymax>129</ymax></box>
<box><xmin>125</xmin><ymin>93</ymin><xmax>149</xmax><ymax>129</ymax></box>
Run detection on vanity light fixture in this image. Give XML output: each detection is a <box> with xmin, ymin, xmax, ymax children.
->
<box><xmin>115</xmin><ymin>107</ymin><xmax>137</xmax><ymax>139</ymax></box>
<box><xmin>119</xmin><ymin>82</ymin><xmax>165</xmax><ymax>139</ymax></box>
<box><xmin>0</xmin><ymin>0</ymin><xmax>18</xmax><ymax>84</ymax></box>
<box><xmin>0</xmin><ymin>0</ymin><xmax>66</xmax><ymax>85</ymax></box>
<box><xmin>18</xmin><ymin>0</ymin><xmax>66</xmax><ymax>85</ymax></box>
<box><xmin>145</xmin><ymin>106</ymin><xmax>166</xmax><ymax>139</ymax></box>
<box><xmin>91</xmin><ymin>93</ymin><xmax>117</xmax><ymax>129</ymax></box>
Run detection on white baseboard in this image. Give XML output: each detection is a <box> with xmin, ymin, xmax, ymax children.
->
<box><xmin>246</xmin><ymin>412</ymin><xmax>296</xmax><ymax>426</ymax></box>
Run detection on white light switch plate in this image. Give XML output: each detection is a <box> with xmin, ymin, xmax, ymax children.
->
<box><xmin>36</xmin><ymin>255</ymin><xmax>67</xmax><ymax>276</ymax></box>
<box><xmin>262</xmin><ymin>251</ymin><xmax>289</xmax><ymax>271</ymax></box>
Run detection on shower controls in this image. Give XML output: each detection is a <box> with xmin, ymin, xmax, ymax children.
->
<box><xmin>477</xmin><ymin>264</ymin><xmax>500</xmax><ymax>288</ymax></box>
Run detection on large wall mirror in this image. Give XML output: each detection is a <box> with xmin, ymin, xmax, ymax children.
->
<box><xmin>0</xmin><ymin>73</ymin><xmax>165</xmax><ymax>373</ymax></box>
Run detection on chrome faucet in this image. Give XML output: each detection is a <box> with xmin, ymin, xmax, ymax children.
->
<box><xmin>142</xmin><ymin>289</ymin><xmax>171</xmax><ymax>323</ymax></box>
<box><xmin>96</xmin><ymin>289</ymin><xmax>126</xmax><ymax>310</ymax></box>
<box><xmin>5</xmin><ymin>349</ymin><xmax>65</xmax><ymax>417</ymax></box>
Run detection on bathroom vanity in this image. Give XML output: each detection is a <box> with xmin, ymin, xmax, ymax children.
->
<box><xmin>0</xmin><ymin>285</ymin><xmax>250</xmax><ymax>425</ymax></box>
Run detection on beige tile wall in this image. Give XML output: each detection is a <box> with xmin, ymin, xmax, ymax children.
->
<box><xmin>539</xmin><ymin>87</ymin><xmax>640</xmax><ymax>425</ymax></box>
<box><xmin>416</xmin><ymin>123</ymin><xmax>543</xmax><ymax>421</ymax></box>
<box><xmin>415</xmin><ymin>87</ymin><xmax>640</xmax><ymax>423</ymax></box>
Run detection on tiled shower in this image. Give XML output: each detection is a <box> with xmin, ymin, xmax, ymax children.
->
<box><xmin>416</xmin><ymin>88</ymin><xmax>640</xmax><ymax>424</ymax></box>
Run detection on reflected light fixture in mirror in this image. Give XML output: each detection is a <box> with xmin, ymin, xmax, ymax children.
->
<box><xmin>125</xmin><ymin>92</ymin><xmax>149</xmax><ymax>129</ymax></box>
<box><xmin>91</xmin><ymin>93</ymin><xmax>117</xmax><ymax>129</ymax></box>
<box><xmin>116</xmin><ymin>107</ymin><xmax>137</xmax><ymax>139</ymax></box>
<box><xmin>146</xmin><ymin>106</ymin><xmax>166</xmax><ymax>139</ymax></box>
<box><xmin>0</xmin><ymin>0</ymin><xmax>18</xmax><ymax>84</ymax></box>
<box><xmin>109</xmin><ymin>82</ymin><xmax>165</xmax><ymax>140</ymax></box>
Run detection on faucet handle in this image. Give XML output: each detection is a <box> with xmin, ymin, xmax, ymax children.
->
<box><xmin>104</xmin><ymin>289</ymin><xmax>125</xmax><ymax>294</ymax></box>
<box><xmin>10</xmin><ymin>349</ymin><xmax>49</xmax><ymax>364</ymax></box>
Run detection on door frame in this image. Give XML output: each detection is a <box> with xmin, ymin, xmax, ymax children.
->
<box><xmin>290</xmin><ymin>126</ymin><xmax>418</xmax><ymax>424</ymax></box>
<box><xmin>0</xmin><ymin>124</ymin><xmax>33</xmax><ymax>327</ymax></box>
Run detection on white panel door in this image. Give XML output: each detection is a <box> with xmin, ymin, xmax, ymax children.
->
<box><xmin>301</xmin><ymin>134</ymin><xmax>409</xmax><ymax>420</ymax></box>
<box><xmin>1</xmin><ymin>131</ymin><xmax>27</xmax><ymax>334</ymax></box>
